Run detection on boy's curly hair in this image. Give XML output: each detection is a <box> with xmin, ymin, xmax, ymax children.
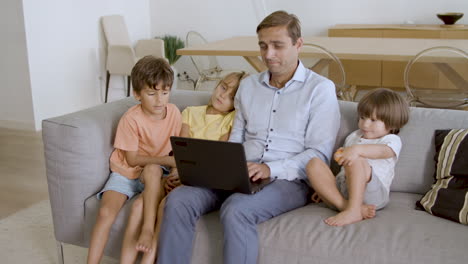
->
<box><xmin>131</xmin><ymin>55</ymin><xmax>173</xmax><ymax>93</ymax></box>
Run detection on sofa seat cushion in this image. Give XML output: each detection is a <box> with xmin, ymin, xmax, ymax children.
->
<box><xmin>191</xmin><ymin>192</ymin><xmax>468</xmax><ymax>264</ymax></box>
<box><xmin>84</xmin><ymin>192</ymin><xmax>467</xmax><ymax>263</ymax></box>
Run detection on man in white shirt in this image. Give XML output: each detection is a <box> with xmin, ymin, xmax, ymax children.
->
<box><xmin>157</xmin><ymin>10</ymin><xmax>341</xmax><ymax>264</ymax></box>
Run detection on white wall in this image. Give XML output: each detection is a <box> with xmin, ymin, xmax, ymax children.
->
<box><xmin>150</xmin><ymin>0</ymin><xmax>263</xmax><ymax>78</ymax></box>
<box><xmin>266</xmin><ymin>0</ymin><xmax>468</xmax><ymax>36</ymax></box>
<box><xmin>151</xmin><ymin>0</ymin><xmax>468</xmax><ymax>77</ymax></box>
<box><xmin>21</xmin><ymin>0</ymin><xmax>151</xmax><ymax>130</ymax></box>
<box><xmin>0</xmin><ymin>0</ymin><xmax>35</xmax><ymax>130</ymax></box>
<box><xmin>2</xmin><ymin>0</ymin><xmax>467</xmax><ymax>130</ymax></box>
<box><xmin>151</xmin><ymin>0</ymin><xmax>468</xmax><ymax>39</ymax></box>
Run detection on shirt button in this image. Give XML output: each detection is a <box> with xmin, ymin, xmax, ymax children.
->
<box><xmin>266</xmin><ymin>149</ymin><xmax>269</xmax><ymax>151</ymax></box>
<box><xmin>277</xmin><ymin>91</ymin><xmax>280</xmax><ymax>95</ymax></box>
<box><xmin>270</xmin><ymin>128</ymin><xmax>273</xmax><ymax>132</ymax></box>
<box><xmin>273</xmin><ymin>110</ymin><xmax>276</xmax><ymax>113</ymax></box>
<box><xmin>269</xmin><ymin>140</ymin><xmax>272</xmax><ymax>143</ymax></box>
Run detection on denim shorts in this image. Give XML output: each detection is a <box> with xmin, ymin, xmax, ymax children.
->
<box><xmin>97</xmin><ymin>172</ymin><xmax>145</xmax><ymax>200</ymax></box>
<box><xmin>97</xmin><ymin>166</ymin><xmax>170</xmax><ymax>200</ymax></box>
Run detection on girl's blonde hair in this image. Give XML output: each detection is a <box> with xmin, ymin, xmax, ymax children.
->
<box><xmin>207</xmin><ymin>71</ymin><xmax>248</xmax><ymax>108</ymax></box>
<box><xmin>358</xmin><ymin>88</ymin><xmax>409</xmax><ymax>134</ymax></box>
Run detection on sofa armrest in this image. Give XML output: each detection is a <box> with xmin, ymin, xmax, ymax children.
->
<box><xmin>42</xmin><ymin>90</ymin><xmax>210</xmax><ymax>245</ymax></box>
<box><xmin>42</xmin><ymin>98</ymin><xmax>138</xmax><ymax>244</ymax></box>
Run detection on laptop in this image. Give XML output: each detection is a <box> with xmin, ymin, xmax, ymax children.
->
<box><xmin>170</xmin><ymin>136</ymin><xmax>273</xmax><ymax>194</ymax></box>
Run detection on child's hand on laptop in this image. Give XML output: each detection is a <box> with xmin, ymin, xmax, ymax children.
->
<box><xmin>164</xmin><ymin>168</ymin><xmax>181</xmax><ymax>193</ymax></box>
<box><xmin>247</xmin><ymin>162</ymin><xmax>271</xmax><ymax>182</ymax></box>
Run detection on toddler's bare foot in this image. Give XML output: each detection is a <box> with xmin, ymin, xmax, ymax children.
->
<box><xmin>136</xmin><ymin>230</ymin><xmax>153</xmax><ymax>253</ymax></box>
<box><xmin>325</xmin><ymin>209</ymin><xmax>363</xmax><ymax>227</ymax></box>
<box><xmin>361</xmin><ymin>204</ymin><xmax>376</xmax><ymax>219</ymax></box>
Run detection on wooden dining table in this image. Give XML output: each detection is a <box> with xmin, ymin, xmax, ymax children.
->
<box><xmin>177</xmin><ymin>36</ymin><xmax>468</xmax><ymax>72</ymax></box>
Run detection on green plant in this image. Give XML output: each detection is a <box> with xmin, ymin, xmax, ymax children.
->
<box><xmin>157</xmin><ymin>35</ymin><xmax>184</xmax><ymax>65</ymax></box>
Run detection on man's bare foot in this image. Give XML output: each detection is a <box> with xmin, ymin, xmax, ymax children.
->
<box><xmin>136</xmin><ymin>231</ymin><xmax>153</xmax><ymax>253</ymax></box>
<box><xmin>325</xmin><ymin>209</ymin><xmax>363</xmax><ymax>227</ymax></box>
<box><xmin>361</xmin><ymin>204</ymin><xmax>376</xmax><ymax>219</ymax></box>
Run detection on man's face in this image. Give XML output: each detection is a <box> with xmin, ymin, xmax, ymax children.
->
<box><xmin>258</xmin><ymin>26</ymin><xmax>303</xmax><ymax>76</ymax></box>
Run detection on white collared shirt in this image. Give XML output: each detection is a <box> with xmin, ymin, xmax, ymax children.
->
<box><xmin>229</xmin><ymin>61</ymin><xmax>341</xmax><ymax>181</ymax></box>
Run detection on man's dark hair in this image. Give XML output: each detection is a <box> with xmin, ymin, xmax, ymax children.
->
<box><xmin>256</xmin><ymin>10</ymin><xmax>302</xmax><ymax>44</ymax></box>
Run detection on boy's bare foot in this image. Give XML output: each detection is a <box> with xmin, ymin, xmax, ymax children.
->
<box><xmin>325</xmin><ymin>209</ymin><xmax>363</xmax><ymax>227</ymax></box>
<box><xmin>361</xmin><ymin>204</ymin><xmax>376</xmax><ymax>219</ymax></box>
<box><xmin>136</xmin><ymin>231</ymin><xmax>153</xmax><ymax>253</ymax></box>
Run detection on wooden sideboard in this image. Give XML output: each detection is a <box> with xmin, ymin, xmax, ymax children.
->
<box><xmin>328</xmin><ymin>24</ymin><xmax>468</xmax><ymax>89</ymax></box>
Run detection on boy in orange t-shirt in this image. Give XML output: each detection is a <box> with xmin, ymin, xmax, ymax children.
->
<box><xmin>87</xmin><ymin>56</ymin><xmax>181</xmax><ymax>264</ymax></box>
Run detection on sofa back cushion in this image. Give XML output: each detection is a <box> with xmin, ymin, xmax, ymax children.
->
<box><xmin>170</xmin><ymin>90</ymin><xmax>212</xmax><ymax>111</ymax></box>
<box><xmin>337</xmin><ymin>101</ymin><xmax>468</xmax><ymax>194</ymax></box>
<box><xmin>417</xmin><ymin>129</ymin><xmax>468</xmax><ymax>224</ymax></box>
<box><xmin>169</xmin><ymin>96</ymin><xmax>468</xmax><ymax>195</ymax></box>
<box><xmin>170</xmin><ymin>93</ymin><xmax>468</xmax><ymax>195</ymax></box>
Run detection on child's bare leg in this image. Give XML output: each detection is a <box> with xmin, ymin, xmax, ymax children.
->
<box><xmin>136</xmin><ymin>164</ymin><xmax>163</xmax><ymax>253</ymax></box>
<box><xmin>325</xmin><ymin>157</ymin><xmax>374</xmax><ymax>226</ymax></box>
<box><xmin>87</xmin><ymin>191</ymin><xmax>127</xmax><ymax>264</ymax></box>
<box><xmin>140</xmin><ymin>196</ymin><xmax>167</xmax><ymax>264</ymax></box>
<box><xmin>120</xmin><ymin>196</ymin><xmax>144</xmax><ymax>264</ymax></box>
<box><xmin>306</xmin><ymin>158</ymin><xmax>347</xmax><ymax>210</ymax></box>
<box><xmin>344</xmin><ymin>159</ymin><xmax>376</xmax><ymax>220</ymax></box>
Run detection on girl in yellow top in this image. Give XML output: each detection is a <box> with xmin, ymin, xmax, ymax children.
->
<box><xmin>167</xmin><ymin>71</ymin><xmax>248</xmax><ymax>190</ymax></box>
<box><xmin>120</xmin><ymin>71</ymin><xmax>247</xmax><ymax>264</ymax></box>
<box><xmin>180</xmin><ymin>81</ymin><xmax>240</xmax><ymax>141</ymax></box>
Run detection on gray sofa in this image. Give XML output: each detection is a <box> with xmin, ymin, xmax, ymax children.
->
<box><xmin>43</xmin><ymin>90</ymin><xmax>468</xmax><ymax>264</ymax></box>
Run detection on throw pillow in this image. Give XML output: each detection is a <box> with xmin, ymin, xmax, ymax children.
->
<box><xmin>417</xmin><ymin>129</ymin><xmax>468</xmax><ymax>225</ymax></box>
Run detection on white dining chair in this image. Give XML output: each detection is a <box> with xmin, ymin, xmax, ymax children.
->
<box><xmin>404</xmin><ymin>46</ymin><xmax>468</xmax><ymax>109</ymax></box>
<box><xmin>186</xmin><ymin>31</ymin><xmax>241</xmax><ymax>91</ymax></box>
<box><xmin>101</xmin><ymin>15</ymin><xmax>165</xmax><ymax>102</ymax></box>
<box><xmin>301</xmin><ymin>43</ymin><xmax>354</xmax><ymax>101</ymax></box>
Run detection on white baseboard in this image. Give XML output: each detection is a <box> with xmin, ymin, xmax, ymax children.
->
<box><xmin>0</xmin><ymin>119</ymin><xmax>37</xmax><ymax>131</ymax></box>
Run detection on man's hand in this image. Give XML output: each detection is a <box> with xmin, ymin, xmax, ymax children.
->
<box><xmin>164</xmin><ymin>168</ymin><xmax>180</xmax><ymax>193</ymax></box>
<box><xmin>247</xmin><ymin>162</ymin><xmax>271</xmax><ymax>182</ymax></box>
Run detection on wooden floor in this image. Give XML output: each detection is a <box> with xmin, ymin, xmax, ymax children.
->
<box><xmin>0</xmin><ymin>127</ymin><xmax>49</xmax><ymax>219</ymax></box>
<box><xmin>0</xmin><ymin>86</ymin><xmax>134</xmax><ymax>220</ymax></box>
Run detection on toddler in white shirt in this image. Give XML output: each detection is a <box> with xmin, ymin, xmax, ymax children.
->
<box><xmin>306</xmin><ymin>88</ymin><xmax>409</xmax><ymax>227</ymax></box>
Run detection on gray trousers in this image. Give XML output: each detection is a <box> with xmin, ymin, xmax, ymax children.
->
<box><xmin>156</xmin><ymin>179</ymin><xmax>310</xmax><ymax>264</ymax></box>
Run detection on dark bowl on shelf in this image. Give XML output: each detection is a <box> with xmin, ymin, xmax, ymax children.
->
<box><xmin>437</xmin><ymin>12</ymin><xmax>464</xmax><ymax>25</ymax></box>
